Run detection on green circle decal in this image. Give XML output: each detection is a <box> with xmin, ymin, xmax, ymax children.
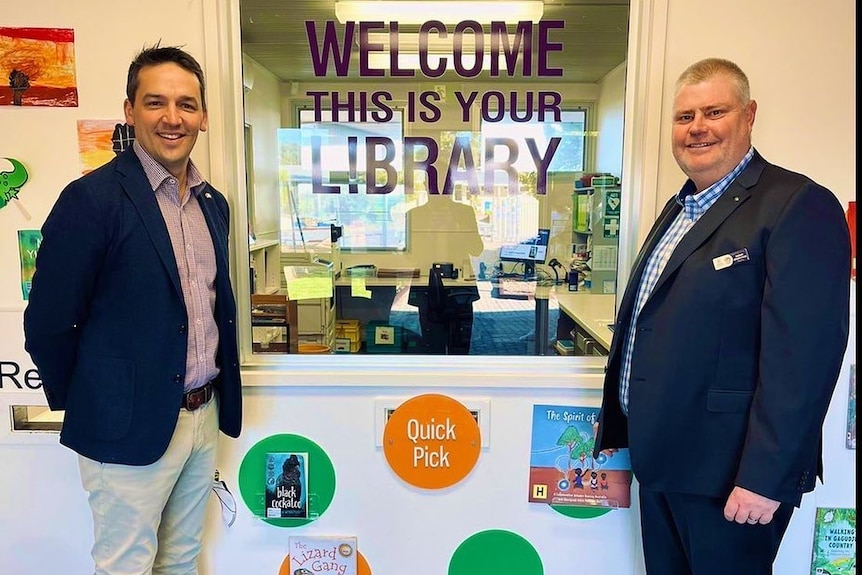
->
<box><xmin>549</xmin><ymin>504</ymin><xmax>612</xmax><ymax>519</ymax></box>
<box><xmin>449</xmin><ymin>530</ymin><xmax>543</xmax><ymax>575</ymax></box>
<box><xmin>238</xmin><ymin>433</ymin><xmax>336</xmax><ymax>527</ymax></box>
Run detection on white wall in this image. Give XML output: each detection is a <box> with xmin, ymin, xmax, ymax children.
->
<box><xmin>0</xmin><ymin>0</ymin><xmax>211</xmax><ymax>312</ymax></box>
<box><xmin>650</xmin><ymin>0</ymin><xmax>856</xmax><ymax>228</ymax></box>
<box><xmin>0</xmin><ymin>3</ymin><xmax>211</xmax><ymax>573</ymax></box>
<box><xmin>0</xmin><ymin>0</ymin><xmax>855</xmax><ymax>574</ymax></box>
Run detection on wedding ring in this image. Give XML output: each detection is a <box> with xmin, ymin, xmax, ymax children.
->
<box><xmin>747</xmin><ymin>517</ymin><xmax>758</xmax><ymax>524</ymax></box>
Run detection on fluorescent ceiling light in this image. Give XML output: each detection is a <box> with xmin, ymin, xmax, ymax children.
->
<box><xmin>335</xmin><ymin>1</ymin><xmax>544</xmax><ymax>25</ymax></box>
<box><xmin>366</xmin><ymin>52</ymin><xmax>506</xmax><ymax>70</ymax></box>
<box><xmin>362</xmin><ymin>31</ymin><xmax>516</xmax><ymax>51</ymax></box>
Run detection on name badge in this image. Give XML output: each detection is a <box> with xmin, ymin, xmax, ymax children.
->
<box><xmin>713</xmin><ymin>248</ymin><xmax>750</xmax><ymax>271</ymax></box>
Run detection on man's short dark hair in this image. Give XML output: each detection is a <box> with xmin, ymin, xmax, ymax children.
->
<box><xmin>126</xmin><ymin>43</ymin><xmax>207</xmax><ymax>111</ymax></box>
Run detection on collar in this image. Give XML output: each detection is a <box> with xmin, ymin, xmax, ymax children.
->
<box><xmin>133</xmin><ymin>141</ymin><xmax>206</xmax><ymax>196</ymax></box>
<box><xmin>675</xmin><ymin>147</ymin><xmax>754</xmax><ymax>219</ymax></box>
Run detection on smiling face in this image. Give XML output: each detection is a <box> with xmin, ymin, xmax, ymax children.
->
<box><xmin>671</xmin><ymin>73</ymin><xmax>756</xmax><ymax>192</ymax></box>
<box><xmin>124</xmin><ymin>62</ymin><xmax>208</xmax><ymax>180</ymax></box>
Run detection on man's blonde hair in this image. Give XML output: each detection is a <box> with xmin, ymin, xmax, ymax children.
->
<box><xmin>675</xmin><ymin>57</ymin><xmax>751</xmax><ymax>104</ymax></box>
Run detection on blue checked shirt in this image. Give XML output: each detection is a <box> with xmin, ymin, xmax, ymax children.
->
<box><xmin>618</xmin><ymin>148</ymin><xmax>754</xmax><ymax>414</ymax></box>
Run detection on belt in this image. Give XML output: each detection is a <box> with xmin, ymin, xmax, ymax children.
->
<box><xmin>182</xmin><ymin>381</ymin><xmax>214</xmax><ymax>411</ymax></box>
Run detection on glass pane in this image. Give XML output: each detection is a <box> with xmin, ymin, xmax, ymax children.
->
<box><xmin>240</xmin><ymin>2</ymin><xmax>629</xmax><ymax>358</ymax></box>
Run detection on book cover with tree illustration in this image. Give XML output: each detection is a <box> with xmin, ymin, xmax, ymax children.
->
<box><xmin>264</xmin><ymin>452</ymin><xmax>308</xmax><ymax>519</ymax></box>
<box><xmin>528</xmin><ymin>404</ymin><xmax>632</xmax><ymax>508</ymax></box>
<box><xmin>810</xmin><ymin>507</ymin><xmax>855</xmax><ymax>575</ymax></box>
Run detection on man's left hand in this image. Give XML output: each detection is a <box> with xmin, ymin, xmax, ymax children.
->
<box><xmin>724</xmin><ymin>486</ymin><xmax>780</xmax><ymax>525</ymax></box>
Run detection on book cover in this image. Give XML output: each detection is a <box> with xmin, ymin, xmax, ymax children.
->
<box><xmin>17</xmin><ymin>230</ymin><xmax>42</xmax><ymax>300</ymax></box>
<box><xmin>265</xmin><ymin>452</ymin><xmax>308</xmax><ymax>519</ymax></box>
<box><xmin>289</xmin><ymin>535</ymin><xmax>358</xmax><ymax>575</ymax></box>
<box><xmin>847</xmin><ymin>364</ymin><xmax>856</xmax><ymax>450</ymax></box>
<box><xmin>528</xmin><ymin>404</ymin><xmax>632</xmax><ymax>508</ymax></box>
<box><xmin>810</xmin><ymin>507</ymin><xmax>855</xmax><ymax>575</ymax></box>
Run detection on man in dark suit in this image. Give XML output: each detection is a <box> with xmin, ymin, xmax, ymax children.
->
<box><xmin>594</xmin><ymin>57</ymin><xmax>850</xmax><ymax>574</ymax></box>
<box><xmin>24</xmin><ymin>45</ymin><xmax>242</xmax><ymax>574</ymax></box>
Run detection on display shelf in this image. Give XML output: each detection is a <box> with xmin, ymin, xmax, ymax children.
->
<box><xmin>249</xmin><ymin>239</ymin><xmax>281</xmax><ymax>295</ymax></box>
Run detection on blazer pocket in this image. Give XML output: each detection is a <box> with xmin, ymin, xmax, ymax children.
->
<box><xmin>66</xmin><ymin>355</ymin><xmax>136</xmax><ymax>440</ymax></box>
<box><xmin>707</xmin><ymin>389</ymin><xmax>753</xmax><ymax>413</ymax></box>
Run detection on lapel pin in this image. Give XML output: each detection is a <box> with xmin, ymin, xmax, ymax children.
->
<box><xmin>205</xmin><ymin>192</ymin><xmax>212</xmax><ymax>199</ymax></box>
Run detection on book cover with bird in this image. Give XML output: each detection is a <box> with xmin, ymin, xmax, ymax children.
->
<box><xmin>265</xmin><ymin>452</ymin><xmax>308</xmax><ymax>519</ymax></box>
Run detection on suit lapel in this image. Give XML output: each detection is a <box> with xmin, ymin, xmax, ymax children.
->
<box><xmin>196</xmin><ymin>186</ymin><xmax>229</xmax><ymax>277</ymax></box>
<box><xmin>647</xmin><ymin>153</ymin><xmax>765</xmax><ymax>299</ymax></box>
<box><xmin>115</xmin><ymin>150</ymin><xmax>183</xmax><ymax>297</ymax></box>
<box><xmin>616</xmin><ymin>197</ymin><xmax>679</xmax><ymax>322</ymax></box>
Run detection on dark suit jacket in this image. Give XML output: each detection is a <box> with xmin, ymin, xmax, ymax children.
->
<box><xmin>24</xmin><ymin>148</ymin><xmax>242</xmax><ymax>465</ymax></box>
<box><xmin>595</xmin><ymin>151</ymin><xmax>850</xmax><ymax>506</ymax></box>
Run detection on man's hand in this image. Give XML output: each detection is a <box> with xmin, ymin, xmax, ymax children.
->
<box><xmin>724</xmin><ymin>486</ymin><xmax>780</xmax><ymax>525</ymax></box>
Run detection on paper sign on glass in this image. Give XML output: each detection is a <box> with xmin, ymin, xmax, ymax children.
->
<box><xmin>284</xmin><ymin>265</ymin><xmax>333</xmax><ymax>300</ymax></box>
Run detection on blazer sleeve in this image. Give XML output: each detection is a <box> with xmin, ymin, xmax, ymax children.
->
<box><xmin>23</xmin><ymin>179</ymin><xmax>109</xmax><ymax>410</ymax></box>
<box><xmin>735</xmin><ymin>181</ymin><xmax>850</xmax><ymax>502</ymax></box>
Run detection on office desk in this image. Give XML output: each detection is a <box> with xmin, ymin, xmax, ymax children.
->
<box><xmin>489</xmin><ymin>277</ymin><xmax>554</xmax><ymax>355</ymax></box>
<box><xmin>555</xmin><ymin>292</ymin><xmax>615</xmax><ymax>353</ymax></box>
<box><xmin>334</xmin><ymin>275</ymin><xmax>479</xmax><ymax>354</ymax></box>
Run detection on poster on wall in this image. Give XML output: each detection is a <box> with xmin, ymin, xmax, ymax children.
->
<box><xmin>528</xmin><ymin>404</ymin><xmax>632</xmax><ymax>508</ymax></box>
<box><xmin>809</xmin><ymin>507</ymin><xmax>856</xmax><ymax>575</ymax></box>
<box><xmin>77</xmin><ymin>120</ymin><xmax>136</xmax><ymax>174</ymax></box>
<box><xmin>17</xmin><ymin>230</ymin><xmax>42</xmax><ymax>300</ymax></box>
<box><xmin>0</xmin><ymin>27</ymin><xmax>78</xmax><ymax>107</ymax></box>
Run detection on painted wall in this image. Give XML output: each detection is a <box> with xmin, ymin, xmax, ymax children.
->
<box><xmin>0</xmin><ymin>0</ymin><xmax>855</xmax><ymax>574</ymax></box>
<box><xmin>650</xmin><ymin>0</ymin><xmax>856</xmax><ymax>229</ymax></box>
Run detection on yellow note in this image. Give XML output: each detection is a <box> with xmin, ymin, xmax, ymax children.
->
<box><xmin>351</xmin><ymin>277</ymin><xmax>372</xmax><ymax>299</ymax></box>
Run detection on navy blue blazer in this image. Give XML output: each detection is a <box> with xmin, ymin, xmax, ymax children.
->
<box><xmin>24</xmin><ymin>149</ymin><xmax>242</xmax><ymax>465</ymax></box>
<box><xmin>595</xmin><ymin>151</ymin><xmax>850</xmax><ymax>506</ymax></box>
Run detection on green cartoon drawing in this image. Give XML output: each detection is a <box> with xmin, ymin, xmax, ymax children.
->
<box><xmin>1</xmin><ymin>157</ymin><xmax>29</xmax><ymax>210</ymax></box>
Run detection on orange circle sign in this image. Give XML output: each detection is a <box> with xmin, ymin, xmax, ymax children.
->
<box><xmin>382</xmin><ymin>393</ymin><xmax>481</xmax><ymax>489</ymax></box>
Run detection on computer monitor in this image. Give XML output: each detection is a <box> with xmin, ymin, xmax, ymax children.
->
<box><xmin>499</xmin><ymin>229</ymin><xmax>550</xmax><ymax>279</ymax></box>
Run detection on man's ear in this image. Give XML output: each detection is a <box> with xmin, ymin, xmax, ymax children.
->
<box><xmin>123</xmin><ymin>99</ymin><xmax>135</xmax><ymax>126</ymax></box>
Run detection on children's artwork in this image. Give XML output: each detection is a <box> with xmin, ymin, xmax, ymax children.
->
<box><xmin>810</xmin><ymin>507</ymin><xmax>856</xmax><ymax>575</ymax></box>
<box><xmin>17</xmin><ymin>230</ymin><xmax>42</xmax><ymax>300</ymax></box>
<box><xmin>265</xmin><ymin>452</ymin><xmax>308</xmax><ymax>518</ymax></box>
<box><xmin>528</xmin><ymin>404</ymin><xmax>632</xmax><ymax>508</ymax></box>
<box><xmin>847</xmin><ymin>364</ymin><xmax>856</xmax><ymax>450</ymax></box>
<box><xmin>1</xmin><ymin>157</ymin><xmax>31</xmax><ymax>219</ymax></box>
<box><xmin>77</xmin><ymin>120</ymin><xmax>135</xmax><ymax>174</ymax></box>
<box><xmin>0</xmin><ymin>27</ymin><xmax>78</xmax><ymax>107</ymax></box>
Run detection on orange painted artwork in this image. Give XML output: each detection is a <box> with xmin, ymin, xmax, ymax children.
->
<box><xmin>0</xmin><ymin>27</ymin><xmax>78</xmax><ymax>107</ymax></box>
<box><xmin>77</xmin><ymin>120</ymin><xmax>136</xmax><ymax>174</ymax></box>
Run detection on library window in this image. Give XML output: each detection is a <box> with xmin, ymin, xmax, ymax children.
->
<box><xmin>241</xmin><ymin>0</ymin><xmax>629</xmax><ymax>359</ymax></box>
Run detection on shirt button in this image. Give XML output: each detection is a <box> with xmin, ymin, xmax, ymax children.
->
<box><xmin>174</xmin><ymin>374</ymin><xmax>182</xmax><ymax>384</ymax></box>
<box><xmin>179</xmin><ymin>325</ymin><xmax>187</xmax><ymax>333</ymax></box>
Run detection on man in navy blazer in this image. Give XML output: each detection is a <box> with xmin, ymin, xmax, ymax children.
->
<box><xmin>24</xmin><ymin>45</ymin><xmax>241</xmax><ymax>574</ymax></box>
<box><xmin>594</xmin><ymin>58</ymin><xmax>850</xmax><ymax>574</ymax></box>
